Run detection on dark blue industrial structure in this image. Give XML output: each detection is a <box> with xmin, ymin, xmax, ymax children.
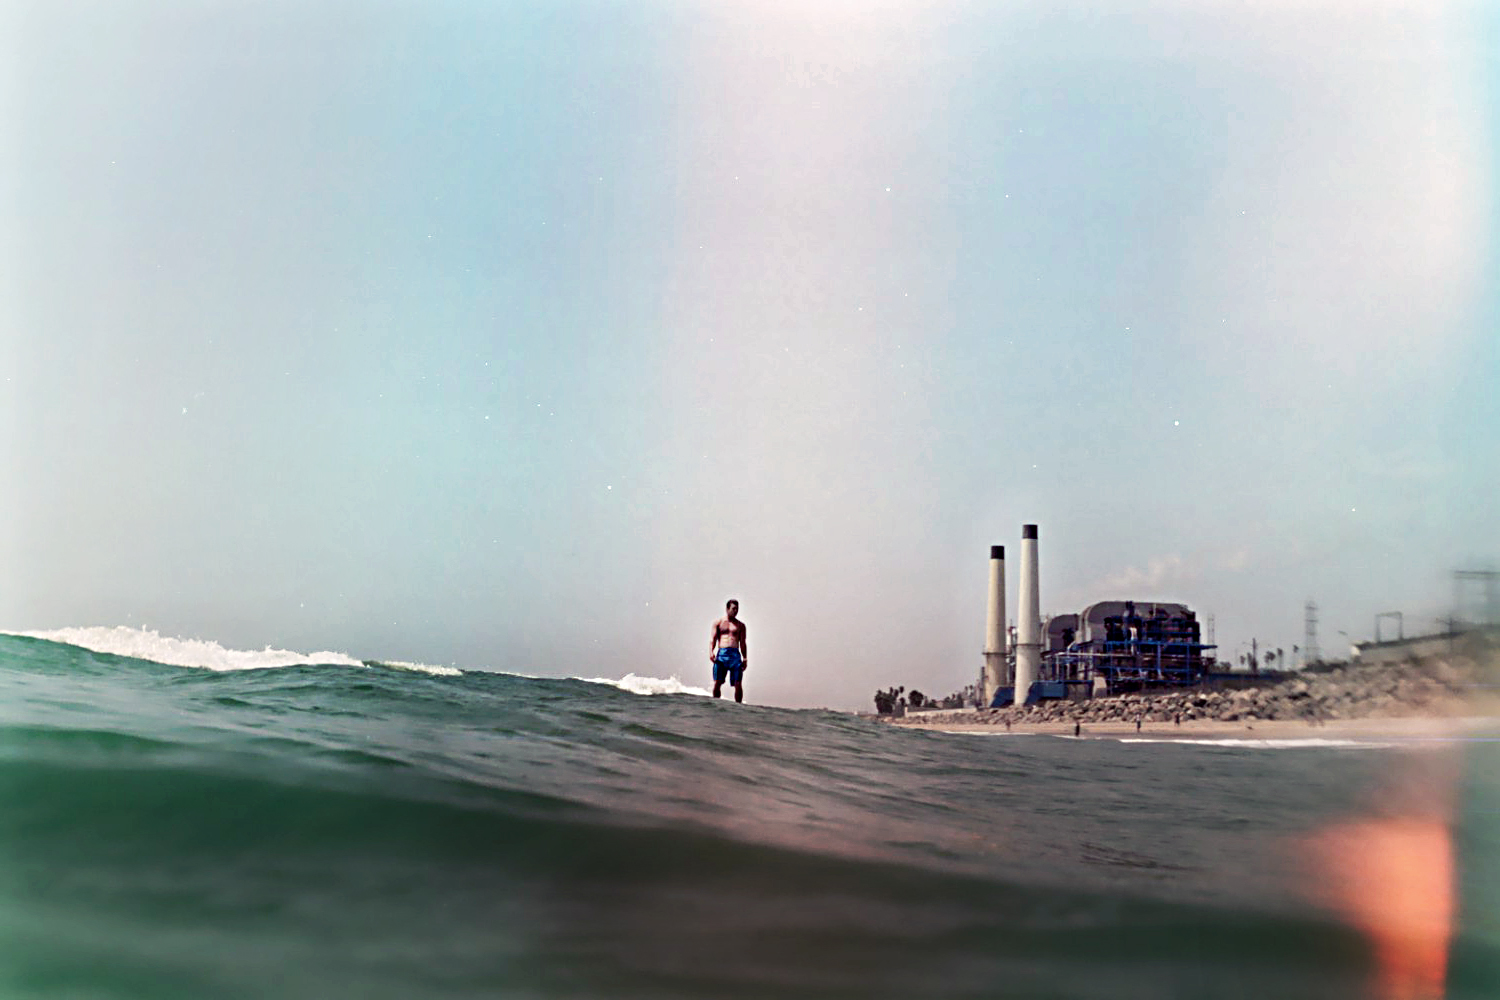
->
<box><xmin>989</xmin><ymin>600</ymin><xmax>1217</xmax><ymax>707</ymax></box>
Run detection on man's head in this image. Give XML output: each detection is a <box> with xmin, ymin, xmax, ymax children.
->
<box><xmin>726</xmin><ymin>599</ymin><xmax>740</xmax><ymax>617</ymax></box>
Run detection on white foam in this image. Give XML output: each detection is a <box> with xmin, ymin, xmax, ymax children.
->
<box><xmin>1118</xmin><ymin>737</ymin><xmax>1397</xmax><ymax>749</ymax></box>
<box><xmin>373</xmin><ymin>659</ymin><xmax>463</xmax><ymax>677</ymax></box>
<box><xmin>579</xmin><ymin>673</ymin><xmax>712</xmax><ymax>698</ymax></box>
<box><xmin>3</xmin><ymin>625</ymin><xmax>364</xmax><ymax>672</ymax></box>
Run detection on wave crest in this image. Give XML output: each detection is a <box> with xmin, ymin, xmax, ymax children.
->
<box><xmin>365</xmin><ymin>659</ymin><xmax>464</xmax><ymax>677</ymax></box>
<box><xmin>579</xmin><ymin>673</ymin><xmax>712</xmax><ymax>697</ymax></box>
<box><xmin>2</xmin><ymin>626</ymin><xmax>364</xmax><ymax>672</ymax></box>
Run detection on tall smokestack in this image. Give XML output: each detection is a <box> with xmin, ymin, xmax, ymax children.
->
<box><xmin>1014</xmin><ymin>524</ymin><xmax>1041</xmax><ymax>706</ymax></box>
<box><xmin>982</xmin><ymin>545</ymin><xmax>1006</xmax><ymax>707</ymax></box>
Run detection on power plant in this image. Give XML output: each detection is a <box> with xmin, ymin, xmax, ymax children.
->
<box><xmin>982</xmin><ymin>525</ymin><xmax>1216</xmax><ymax>707</ymax></box>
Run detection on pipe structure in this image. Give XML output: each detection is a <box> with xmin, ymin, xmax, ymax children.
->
<box><xmin>1014</xmin><ymin>524</ymin><xmax>1041</xmax><ymax>705</ymax></box>
<box><xmin>982</xmin><ymin>545</ymin><xmax>1006</xmax><ymax>707</ymax></box>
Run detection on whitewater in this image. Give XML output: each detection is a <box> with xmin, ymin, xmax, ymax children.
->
<box><xmin>1</xmin><ymin>625</ymin><xmax>709</xmax><ymax>690</ymax></box>
<box><xmin>1</xmin><ymin>627</ymin><xmax>1495</xmax><ymax>999</ymax></box>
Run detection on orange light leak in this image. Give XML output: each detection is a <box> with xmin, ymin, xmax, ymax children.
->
<box><xmin>1304</xmin><ymin>819</ymin><xmax>1455</xmax><ymax>1000</ymax></box>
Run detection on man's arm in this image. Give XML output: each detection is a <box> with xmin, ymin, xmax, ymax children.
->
<box><xmin>710</xmin><ymin>620</ymin><xmax>720</xmax><ymax>660</ymax></box>
<box><xmin>739</xmin><ymin>624</ymin><xmax>748</xmax><ymax>666</ymax></box>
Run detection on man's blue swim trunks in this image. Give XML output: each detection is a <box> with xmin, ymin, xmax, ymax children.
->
<box><xmin>713</xmin><ymin>647</ymin><xmax>743</xmax><ymax>685</ymax></box>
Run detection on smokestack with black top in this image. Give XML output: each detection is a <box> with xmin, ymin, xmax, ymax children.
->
<box><xmin>1014</xmin><ymin>524</ymin><xmax>1041</xmax><ymax>706</ymax></box>
<box><xmin>983</xmin><ymin>545</ymin><xmax>1006</xmax><ymax>707</ymax></box>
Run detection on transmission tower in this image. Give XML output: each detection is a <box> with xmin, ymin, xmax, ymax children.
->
<box><xmin>1304</xmin><ymin>600</ymin><xmax>1321</xmax><ymax>666</ymax></box>
<box><xmin>1454</xmin><ymin>570</ymin><xmax>1500</xmax><ymax>628</ymax></box>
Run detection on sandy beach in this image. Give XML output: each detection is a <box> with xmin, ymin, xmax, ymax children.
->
<box><xmin>891</xmin><ymin>711</ymin><xmax>1499</xmax><ymax>743</ymax></box>
<box><xmin>880</xmin><ymin>647</ymin><xmax>1500</xmax><ymax>743</ymax></box>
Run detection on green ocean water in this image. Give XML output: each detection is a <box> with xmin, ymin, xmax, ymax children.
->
<box><xmin>1</xmin><ymin>629</ymin><xmax>1495</xmax><ymax>999</ymax></box>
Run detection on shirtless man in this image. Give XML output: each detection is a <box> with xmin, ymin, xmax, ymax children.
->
<box><xmin>709</xmin><ymin>599</ymin><xmax>748</xmax><ymax>702</ymax></box>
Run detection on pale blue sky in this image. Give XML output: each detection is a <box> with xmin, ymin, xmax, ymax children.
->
<box><xmin>4</xmin><ymin>1</ymin><xmax>1496</xmax><ymax>708</ymax></box>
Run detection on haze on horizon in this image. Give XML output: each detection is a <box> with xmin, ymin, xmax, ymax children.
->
<box><xmin>3</xmin><ymin>0</ymin><xmax>1496</xmax><ymax>710</ymax></box>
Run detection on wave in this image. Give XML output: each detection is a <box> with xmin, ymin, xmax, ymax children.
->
<box><xmin>5</xmin><ymin>724</ymin><xmax>1371</xmax><ymax>1000</ymax></box>
<box><xmin>363</xmin><ymin>659</ymin><xmax>464</xmax><ymax>677</ymax></box>
<box><xmin>3</xmin><ymin>627</ymin><xmax>1469</xmax><ymax>999</ymax></box>
<box><xmin>1</xmin><ymin>625</ymin><xmax>367</xmax><ymax>672</ymax></box>
<box><xmin>578</xmin><ymin>672</ymin><xmax>712</xmax><ymax>697</ymax></box>
<box><xmin>0</xmin><ymin>626</ymin><xmax>711</xmax><ymax>687</ymax></box>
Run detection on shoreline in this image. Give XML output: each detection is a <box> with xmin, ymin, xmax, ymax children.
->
<box><xmin>879</xmin><ymin>650</ymin><xmax>1499</xmax><ymax>743</ymax></box>
<box><xmin>889</xmin><ymin>711</ymin><xmax>1499</xmax><ymax>743</ymax></box>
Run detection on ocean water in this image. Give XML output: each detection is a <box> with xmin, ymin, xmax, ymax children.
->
<box><xmin>1</xmin><ymin>629</ymin><xmax>1495</xmax><ymax>1000</ymax></box>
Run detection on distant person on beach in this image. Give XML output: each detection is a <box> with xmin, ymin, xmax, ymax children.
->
<box><xmin>710</xmin><ymin>599</ymin><xmax>747</xmax><ymax>702</ymax></box>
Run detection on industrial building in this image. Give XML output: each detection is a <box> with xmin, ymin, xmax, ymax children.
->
<box><xmin>981</xmin><ymin>528</ymin><xmax>1216</xmax><ymax>707</ymax></box>
<box><xmin>1047</xmin><ymin>600</ymin><xmax>1212</xmax><ymax>692</ymax></box>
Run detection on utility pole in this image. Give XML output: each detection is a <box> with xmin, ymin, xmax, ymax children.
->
<box><xmin>1304</xmin><ymin>600</ymin><xmax>1320</xmax><ymax>667</ymax></box>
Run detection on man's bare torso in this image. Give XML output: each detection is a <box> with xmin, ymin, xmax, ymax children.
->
<box><xmin>714</xmin><ymin>617</ymin><xmax>745</xmax><ymax>649</ymax></box>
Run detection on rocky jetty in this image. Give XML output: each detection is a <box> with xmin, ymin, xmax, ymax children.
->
<box><xmin>895</xmin><ymin>653</ymin><xmax>1494</xmax><ymax>729</ymax></box>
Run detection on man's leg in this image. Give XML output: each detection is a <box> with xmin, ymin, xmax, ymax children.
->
<box><xmin>733</xmin><ymin>682</ymin><xmax>743</xmax><ymax>703</ymax></box>
<box><xmin>713</xmin><ymin>682</ymin><xmax>722</xmax><ymax>698</ymax></box>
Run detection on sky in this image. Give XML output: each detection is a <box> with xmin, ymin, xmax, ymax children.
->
<box><xmin>2</xmin><ymin>0</ymin><xmax>1496</xmax><ymax>709</ymax></box>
